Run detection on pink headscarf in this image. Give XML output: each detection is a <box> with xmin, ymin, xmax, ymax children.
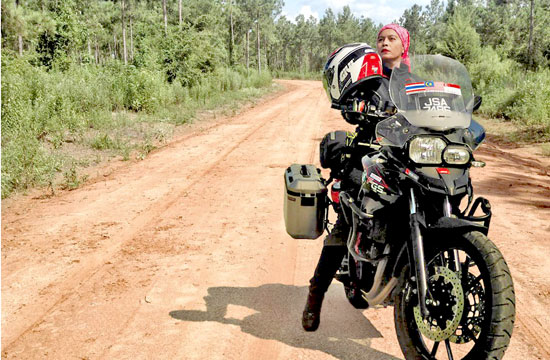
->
<box><xmin>378</xmin><ymin>23</ymin><xmax>410</xmax><ymax>67</ymax></box>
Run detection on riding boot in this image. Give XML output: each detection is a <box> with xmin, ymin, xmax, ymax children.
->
<box><xmin>302</xmin><ymin>223</ymin><xmax>348</xmax><ymax>331</ymax></box>
<box><xmin>302</xmin><ymin>290</ymin><xmax>324</xmax><ymax>332</ymax></box>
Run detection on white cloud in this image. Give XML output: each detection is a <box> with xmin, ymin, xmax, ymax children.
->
<box><xmin>299</xmin><ymin>5</ymin><xmax>319</xmax><ymax>20</ymax></box>
<box><xmin>283</xmin><ymin>0</ymin><xmax>430</xmax><ymax>25</ymax></box>
<box><xmin>323</xmin><ymin>0</ymin><xmax>356</xmax><ymax>7</ymax></box>
<box><xmin>354</xmin><ymin>3</ymin><xmax>404</xmax><ymax>24</ymax></box>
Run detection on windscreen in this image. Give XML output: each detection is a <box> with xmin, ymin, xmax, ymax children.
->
<box><xmin>389</xmin><ymin>55</ymin><xmax>474</xmax><ymax>131</ymax></box>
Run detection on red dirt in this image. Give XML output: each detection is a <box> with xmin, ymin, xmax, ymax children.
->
<box><xmin>2</xmin><ymin>80</ymin><xmax>549</xmax><ymax>359</ymax></box>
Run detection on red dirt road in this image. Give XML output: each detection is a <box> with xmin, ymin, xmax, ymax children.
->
<box><xmin>2</xmin><ymin>80</ymin><xmax>550</xmax><ymax>359</ymax></box>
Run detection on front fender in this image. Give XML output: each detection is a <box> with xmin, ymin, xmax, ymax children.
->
<box><xmin>428</xmin><ymin>216</ymin><xmax>488</xmax><ymax>236</ymax></box>
<box><xmin>391</xmin><ymin>216</ymin><xmax>488</xmax><ymax>279</ymax></box>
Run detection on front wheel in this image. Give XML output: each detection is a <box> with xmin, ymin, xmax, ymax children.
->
<box><xmin>394</xmin><ymin>231</ymin><xmax>515</xmax><ymax>360</ymax></box>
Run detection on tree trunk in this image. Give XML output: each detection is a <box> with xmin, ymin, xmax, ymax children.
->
<box><xmin>256</xmin><ymin>21</ymin><xmax>261</xmax><ymax>74</ymax></box>
<box><xmin>113</xmin><ymin>34</ymin><xmax>118</xmax><ymax>59</ymax></box>
<box><xmin>528</xmin><ymin>0</ymin><xmax>534</xmax><ymax>68</ymax></box>
<box><xmin>309</xmin><ymin>45</ymin><xmax>313</xmax><ymax>72</ymax></box>
<box><xmin>122</xmin><ymin>0</ymin><xmax>128</xmax><ymax>65</ymax></box>
<box><xmin>275</xmin><ymin>46</ymin><xmax>278</xmax><ymax>71</ymax></box>
<box><xmin>162</xmin><ymin>0</ymin><xmax>168</xmax><ymax>34</ymax></box>
<box><xmin>246</xmin><ymin>31</ymin><xmax>250</xmax><ymax>75</ymax></box>
<box><xmin>283</xmin><ymin>46</ymin><xmax>287</xmax><ymax>72</ymax></box>
<box><xmin>130</xmin><ymin>15</ymin><xmax>134</xmax><ymax>61</ymax></box>
<box><xmin>229</xmin><ymin>1</ymin><xmax>234</xmax><ymax>66</ymax></box>
<box><xmin>16</xmin><ymin>0</ymin><xmax>23</xmax><ymax>56</ymax></box>
<box><xmin>299</xmin><ymin>45</ymin><xmax>303</xmax><ymax>72</ymax></box>
<box><xmin>95</xmin><ymin>39</ymin><xmax>99</xmax><ymax>64</ymax></box>
<box><xmin>18</xmin><ymin>35</ymin><xmax>23</xmax><ymax>56</ymax></box>
<box><xmin>264</xmin><ymin>36</ymin><xmax>271</xmax><ymax>71</ymax></box>
<box><xmin>179</xmin><ymin>0</ymin><xmax>182</xmax><ymax>25</ymax></box>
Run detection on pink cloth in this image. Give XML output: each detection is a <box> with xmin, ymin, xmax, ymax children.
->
<box><xmin>378</xmin><ymin>23</ymin><xmax>410</xmax><ymax>67</ymax></box>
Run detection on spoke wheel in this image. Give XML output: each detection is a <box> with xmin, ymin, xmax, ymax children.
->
<box><xmin>394</xmin><ymin>231</ymin><xmax>515</xmax><ymax>360</ymax></box>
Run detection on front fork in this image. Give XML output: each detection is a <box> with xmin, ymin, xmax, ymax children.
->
<box><xmin>409</xmin><ymin>190</ymin><xmax>461</xmax><ymax>317</ymax></box>
<box><xmin>408</xmin><ymin>188</ymin><xmax>431</xmax><ymax>317</ymax></box>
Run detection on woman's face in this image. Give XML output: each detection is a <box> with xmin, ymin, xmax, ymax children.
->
<box><xmin>377</xmin><ymin>29</ymin><xmax>404</xmax><ymax>66</ymax></box>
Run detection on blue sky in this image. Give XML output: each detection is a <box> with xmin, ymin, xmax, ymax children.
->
<box><xmin>281</xmin><ymin>0</ymin><xmax>432</xmax><ymax>26</ymax></box>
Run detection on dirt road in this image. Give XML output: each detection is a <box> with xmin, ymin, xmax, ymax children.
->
<box><xmin>2</xmin><ymin>80</ymin><xmax>550</xmax><ymax>359</ymax></box>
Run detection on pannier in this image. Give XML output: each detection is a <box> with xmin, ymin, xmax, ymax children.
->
<box><xmin>284</xmin><ymin>164</ymin><xmax>327</xmax><ymax>239</ymax></box>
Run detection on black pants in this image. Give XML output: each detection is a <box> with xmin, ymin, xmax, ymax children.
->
<box><xmin>308</xmin><ymin>245</ymin><xmax>347</xmax><ymax>297</ymax></box>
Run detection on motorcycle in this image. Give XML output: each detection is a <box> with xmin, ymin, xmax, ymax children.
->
<box><xmin>328</xmin><ymin>55</ymin><xmax>515</xmax><ymax>360</ymax></box>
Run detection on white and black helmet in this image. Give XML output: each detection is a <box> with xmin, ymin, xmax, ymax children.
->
<box><xmin>323</xmin><ymin>43</ymin><xmax>384</xmax><ymax>109</ymax></box>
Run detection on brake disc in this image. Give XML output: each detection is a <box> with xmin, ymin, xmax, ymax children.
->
<box><xmin>450</xmin><ymin>272</ymin><xmax>485</xmax><ymax>344</ymax></box>
<box><xmin>413</xmin><ymin>266</ymin><xmax>465</xmax><ymax>342</ymax></box>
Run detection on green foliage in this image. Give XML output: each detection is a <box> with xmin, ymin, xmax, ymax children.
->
<box><xmin>1</xmin><ymin>133</ymin><xmax>60</xmax><ymax>198</ymax></box>
<box><xmin>61</xmin><ymin>164</ymin><xmax>88</xmax><ymax>190</ymax></box>
<box><xmin>3</xmin><ymin>0</ymin><xmax>550</xmax><ymax>198</ymax></box>
<box><xmin>501</xmin><ymin>69</ymin><xmax>550</xmax><ymax>126</ymax></box>
<box><xmin>1</xmin><ymin>50</ymin><xmax>274</xmax><ymax>197</ymax></box>
<box><xmin>161</xmin><ymin>25</ymin><xmax>226</xmax><ymax>87</ymax></box>
<box><xmin>436</xmin><ymin>8</ymin><xmax>481</xmax><ymax>64</ymax></box>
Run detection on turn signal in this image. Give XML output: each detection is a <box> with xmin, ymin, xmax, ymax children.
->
<box><xmin>471</xmin><ymin>161</ymin><xmax>486</xmax><ymax>168</ymax></box>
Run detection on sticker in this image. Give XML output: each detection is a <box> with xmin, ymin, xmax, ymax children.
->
<box><xmin>370</xmin><ymin>183</ymin><xmax>386</xmax><ymax>194</ymax></box>
<box><xmin>405</xmin><ymin>82</ymin><xmax>426</xmax><ymax>94</ymax></box>
<box><xmin>369</xmin><ymin>173</ymin><xmax>383</xmax><ymax>183</ymax></box>
<box><xmin>422</xmin><ymin>98</ymin><xmax>451</xmax><ymax>111</ymax></box>
<box><xmin>405</xmin><ymin>81</ymin><xmax>462</xmax><ymax>96</ymax></box>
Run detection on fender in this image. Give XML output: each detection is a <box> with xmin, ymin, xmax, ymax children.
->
<box><xmin>428</xmin><ymin>216</ymin><xmax>488</xmax><ymax>236</ymax></box>
<box><xmin>390</xmin><ymin>216</ymin><xmax>487</xmax><ymax>279</ymax></box>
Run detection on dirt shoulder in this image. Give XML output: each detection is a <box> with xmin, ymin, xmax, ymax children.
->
<box><xmin>2</xmin><ymin>80</ymin><xmax>549</xmax><ymax>359</ymax></box>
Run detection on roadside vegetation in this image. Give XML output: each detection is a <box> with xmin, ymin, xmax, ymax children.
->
<box><xmin>2</xmin><ymin>0</ymin><xmax>549</xmax><ymax>198</ymax></box>
<box><xmin>1</xmin><ymin>0</ymin><xmax>275</xmax><ymax>199</ymax></box>
<box><xmin>1</xmin><ymin>51</ymin><xmax>273</xmax><ymax>198</ymax></box>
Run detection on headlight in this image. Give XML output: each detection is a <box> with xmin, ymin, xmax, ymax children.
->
<box><xmin>443</xmin><ymin>145</ymin><xmax>471</xmax><ymax>165</ymax></box>
<box><xmin>409</xmin><ymin>137</ymin><xmax>446</xmax><ymax>164</ymax></box>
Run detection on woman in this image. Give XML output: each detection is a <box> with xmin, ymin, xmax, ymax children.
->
<box><xmin>302</xmin><ymin>24</ymin><xmax>411</xmax><ymax>332</ymax></box>
<box><xmin>377</xmin><ymin>23</ymin><xmax>410</xmax><ymax>75</ymax></box>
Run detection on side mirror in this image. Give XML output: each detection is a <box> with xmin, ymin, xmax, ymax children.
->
<box><xmin>473</xmin><ymin>95</ymin><xmax>482</xmax><ymax>112</ymax></box>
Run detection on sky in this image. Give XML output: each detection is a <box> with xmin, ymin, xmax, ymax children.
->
<box><xmin>281</xmin><ymin>0</ymin><xmax>432</xmax><ymax>26</ymax></box>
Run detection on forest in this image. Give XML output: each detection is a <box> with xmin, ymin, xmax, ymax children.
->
<box><xmin>2</xmin><ymin>0</ymin><xmax>550</xmax><ymax>198</ymax></box>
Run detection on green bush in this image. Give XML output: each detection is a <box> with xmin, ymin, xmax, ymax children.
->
<box><xmin>1</xmin><ymin>52</ymin><xmax>274</xmax><ymax>198</ymax></box>
<box><xmin>505</xmin><ymin>69</ymin><xmax>550</xmax><ymax>126</ymax></box>
<box><xmin>467</xmin><ymin>46</ymin><xmax>550</xmax><ymax>130</ymax></box>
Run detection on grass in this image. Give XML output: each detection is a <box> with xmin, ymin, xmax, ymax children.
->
<box><xmin>475</xmin><ymin>116</ymin><xmax>550</xmax><ymax>155</ymax></box>
<box><xmin>1</xmin><ymin>56</ymin><xmax>276</xmax><ymax>198</ymax></box>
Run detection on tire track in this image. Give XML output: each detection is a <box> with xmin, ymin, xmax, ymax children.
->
<box><xmin>1</xmin><ymin>85</ymin><xmax>304</xmax><ymax>351</ymax></box>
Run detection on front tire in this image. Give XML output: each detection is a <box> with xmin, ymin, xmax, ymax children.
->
<box><xmin>394</xmin><ymin>231</ymin><xmax>515</xmax><ymax>360</ymax></box>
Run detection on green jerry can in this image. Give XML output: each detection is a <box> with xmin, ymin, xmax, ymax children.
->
<box><xmin>284</xmin><ymin>164</ymin><xmax>327</xmax><ymax>239</ymax></box>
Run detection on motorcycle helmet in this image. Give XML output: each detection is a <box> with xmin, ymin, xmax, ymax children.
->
<box><xmin>323</xmin><ymin>43</ymin><xmax>384</xmax><ymax>109</ymax></box>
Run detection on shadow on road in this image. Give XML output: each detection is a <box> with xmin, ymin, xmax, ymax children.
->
<box><xmin>169</xmin><ymin>283</ymin><xmax>402</xmax><ymax>360</ymax></box>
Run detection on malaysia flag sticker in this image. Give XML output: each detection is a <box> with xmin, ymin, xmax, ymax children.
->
<box><xmin>405</xmin><ymin>81</ymin><xmax>462</xmax><ymax>96</ymax></box>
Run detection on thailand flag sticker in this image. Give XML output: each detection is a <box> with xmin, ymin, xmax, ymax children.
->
<box><xmin>405</xmin><ymin>82</ymin><xmax>426</xmax><ymax>94</ymax></box>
